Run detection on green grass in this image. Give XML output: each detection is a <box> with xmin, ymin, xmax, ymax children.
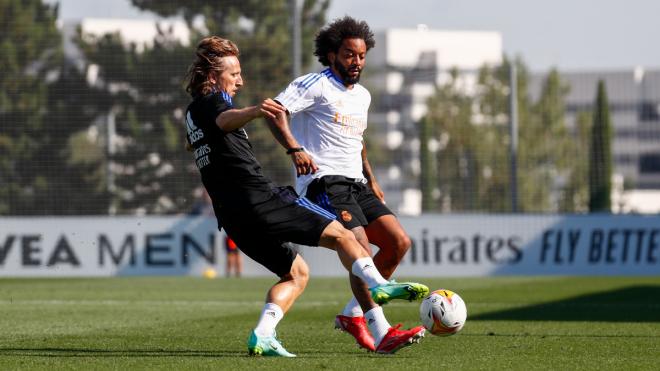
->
<box><xmin>0</xmin><ymin>276</ymin><xmax>658</xmax><ymax>370</ymax></box>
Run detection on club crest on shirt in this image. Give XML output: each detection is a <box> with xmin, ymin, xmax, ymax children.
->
<box><xmin>340</xmin><ymin>210</ymin><xmax>352</xmax><ymax>222</ymax></box>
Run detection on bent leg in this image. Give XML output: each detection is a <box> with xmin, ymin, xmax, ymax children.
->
<box><xmin>265</xmin><ymin>254</ymin><xmax>309</xmax><ymax>313</ymax></box>
<box><xmin>319</xmin><ymin>221</ymin><xmax>390</xmax><ymax>311</ymax></box>
<box><xmin>365</xmin><ymin>214</ymin><xmax>411</xmax><ymax>279</ymax></box>
<box><xmin>345</xmin><ymin>226</ymin><xmax>378</xmax><ymax>312</ymax></box>
<box><xmin>318</xmin><ymin>220</ymin><xmax>371</xmax><ymax>270</ymax></box>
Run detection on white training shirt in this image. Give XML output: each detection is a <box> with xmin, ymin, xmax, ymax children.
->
<box><xmin>275</xmin><ymin>68</ymin><xmax>371</xmax><ymax>195</ymax></box>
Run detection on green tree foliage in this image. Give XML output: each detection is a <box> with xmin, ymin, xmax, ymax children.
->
<box><xmin>0</xmin><ymin>0</ymin><xmax>59</xmax><ymax>214</ymax></box>
<box><xmin>79</xmin><ymin>31</ymin><xmax>196</xmax><ymax>214</ymax></box>
<box><xmin>419</xmin><ymin>110</ymin><xmax>437</xmax><ymax>211</ymax></box>
<box><xmin>518</xmin><ymin>68</ymin><xmax>579</xmax><ymax>212</ymax></box>
<box><xmin>77</xmin><ymin>0</ymin><xmax>329</xmax><ymax>214</ymax></box>
<box><xmin>588</xmin><ymin>80</ymin><xmax>612</xmax><ymax>212</ymax></box>
<box><xmin>131</xmin><ymin>0</ymin><xmax>330</xmax><ymax>186</ymax></box>
<box><xmin>0</xmin><ymin>0</ymin><xmax>107</xmax><ymax>215</ymax></box>
<box><xmin>419</xmin><ymin>59</ymin><xmax>588</xmax><ymax>212</ymax></box>
<box><xmin>562</xmin><ymin>110</ymin><xmax>591</xmax><ymax>212</ymax></box>
<box><xmin>421</xmin><ymin>68</ymin><xmax>474</xmax><ymax>211</ymax></box>
<box><xmin>40</xmin><ymin>63</ymin><xmax>114</xmax><ymax>215</ymax></box>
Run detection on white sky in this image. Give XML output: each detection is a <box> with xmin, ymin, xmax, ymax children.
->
<box><xmin>48</xmin><ymin>0</ymin><xmax>659</xmax><ymax>72</ymax></box>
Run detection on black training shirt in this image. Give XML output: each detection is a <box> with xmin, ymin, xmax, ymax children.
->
<box><xmin>185</xmin><ymin>91</ymin><xmax>275</xmax><ymax>208</ymax></box>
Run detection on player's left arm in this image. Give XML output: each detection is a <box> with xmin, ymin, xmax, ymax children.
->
<box><xmin>266</xmin><ymin>106</ymin><xmax>318</xmax><ymax>177</ymax></box>
<box><xmin>362</xmin><ymin>141</ymin><xmax>385</xmax><ymax>203</ymax></box>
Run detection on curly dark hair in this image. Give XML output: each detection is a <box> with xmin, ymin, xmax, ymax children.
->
<box><xmin>314</xmin><ymin>16</ymin><xmax>375</xmax><ymax>66</ymax></box>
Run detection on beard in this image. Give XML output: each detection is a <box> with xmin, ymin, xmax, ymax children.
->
<box><xmin>333</xmin><ymin>59</ymin><xmax>361</xmax><ymax>85</ymax></box>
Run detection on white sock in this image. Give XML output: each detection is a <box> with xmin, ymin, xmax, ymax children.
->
<box><xmin>351</xmin><ymin>257</ymin><xmax>388</xmax><ymax>288</ymax></box>
<box><xmin>254</xmin><ymin>303</ymin><xmax>284</xmax><ymax>337</ymax></box>
<box><xmin>341</xmin><ymin>297</ymin><xmax>363</xmax><ymax>317</ymax></box>
<box><xmin>364</xmin><ymin>306</ymin><xmax>391</xmax><ymax>346</ymax></box>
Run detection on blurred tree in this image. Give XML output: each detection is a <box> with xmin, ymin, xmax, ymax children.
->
<box><xmin>79</xmin><ymin>31</ymin><xmax>196</xmax><ymax>214</ymax></box>
<box><xmin>421</xmin><ymin>60</ymin><xmax>519</xmax><ymax>212</ymax></box>
<box><xmin>421</xmin><ymin>68</ymin><xmax>474</xmax><ymax>212</ymax></box>
<box><xmin>588</xmin><ymin>80</ymin><xmax>612</xmax><ymax>212</ymax></box>
<box><xmin>419</xmin><ymin>60</ymin><xmax>586</xmax><ymax>213</ymax></box>
<box><xmin>131</xmin><ymin>0</ymin><xmax>330</xmax><ymax>181</ymax></box>
<box><xmin>519</xmin><ymin>68</ymin><xmax>575</xmax><ymax>212</ymax></box>
<box><xmin>76</xmin><ymin>0</ymin><xmax>329</xmax><ymax>214</ymax></box>
<box><xmin>471</xmin><ymin>59</ymin><xmax>521</xmax><ymax>212</ymax></box>
<box><xmin>40</xmin><ymin>63</ymin><xmax>113</xmax><ymax>215</ymax></box>
<box><xmin>0</xmin><ymin>0</ymin><xmax>59</xmax><ymax>214</ymax></box>
<box><xmin>0</xmin><ymin>0</ymin><xmax>107</xmax><ymax>215</ymax></box>
<box><xmin>419</xmin><ymin>108</ymin><xmax>437</xmax><ymax>212</ymax></box>
<box><xmin>560</xmin><ymin>110</ymin><xmax>591</xmax><ymax>212</ymax></box>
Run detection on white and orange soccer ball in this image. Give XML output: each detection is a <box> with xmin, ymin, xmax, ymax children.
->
<box><xmin>419</xmin><ymin>289</ymin><xmax>467</xmax><ymax>336</ymax></box>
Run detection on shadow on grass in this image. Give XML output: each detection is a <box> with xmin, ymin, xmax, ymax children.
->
<box><xmin>471</xmin><ymin>285</ymin><xmax>660</xmax><ymax>322</ymax></box>
<box><xmin>0</xmin><ymin>348</ymin><xmax>241</xmax><ymax>358</ymax></box>
<box><xmin>0</xmin><ymin>347</ymin><xmax>383</xmax><ymax>358</ymax></box>
<box><xmin>460</xmin><ymin>333</ymin><xmax>660</xmax><ymax>338</ymax></box>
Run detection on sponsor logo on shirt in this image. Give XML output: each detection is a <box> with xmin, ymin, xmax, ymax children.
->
<box><xmin>193</xmin><ymin>144</ymin><xmax>211</xmax><ymax>169</ymax></box>
<box><xmin>333</xmin><ymin>112</ymin><xmax>367</xmax><ymax>137</ymax></box>
<box><xmin>185</xmin><ymin>111</ymin><xmax>204</xmax><ymax>144</ymax></box>
<box><xmin>186</xmin><ymin>111</ymin><xmax>211</xmax><ymax>169</ymax></box>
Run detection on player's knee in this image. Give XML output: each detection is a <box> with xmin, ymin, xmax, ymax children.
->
<box><xmin>381</xmin><ymin>230</ymin><xmax>411</xmax><ymax>258</ymax></box>
<box><xmin>376</xmin><ymin>233</ymin><xmax>411</xmax><ymax>271</ymax></box>
<box><xmin>353</xmin><ymin>230</ymin><xmax>373</xmax><ymax>255</ymax></box>
<box><xmin>395</xmin><ymin>233</ymin><xmax>412</xmax><ymax>255</ymax></box>
<box><xmin>335</xmin><ymin>227</ymin><xmax>359</xmax><ymax>250</ymax></box>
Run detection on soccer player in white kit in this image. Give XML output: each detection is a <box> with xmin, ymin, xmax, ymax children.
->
<box><xmin>269</xmin><ymin>17</ymin><xmax>429</xmax><ymax>352</ymax></box>
<box><xmin>184</xmin><ymin>35</ymin><xmax>427</xmax><ymax>356</ymax></box>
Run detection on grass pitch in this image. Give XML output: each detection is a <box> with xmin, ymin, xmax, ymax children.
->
<box><xmin>0</xmin><ymin>276</ymin><xmax>658</xmax><ymax>370</ymax></box>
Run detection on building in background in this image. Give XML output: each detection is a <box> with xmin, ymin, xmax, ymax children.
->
<box><xmin>529</xmin><ymin>68</ymin><xmax>660</xmax><ymax>213</ymax></box>
<box><xmin>61</xmin><ymin>18</ymin><xmax>190</xmax><ymax>69</ymax></box>
<box><xmin>57</xmin><ymin>19</ymin><xmax>660</xmax><ymax>215</ymax></box>
<box><xmin>365</xmin><ymin>26</ymin><xmax>503</xmax><ymax>215</ymax></box>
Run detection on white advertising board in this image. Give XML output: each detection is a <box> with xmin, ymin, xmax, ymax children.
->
<box><xmin>0</xmin><ymin>215</ymin><xmax>658</xmax><ymax>277</ymax></box>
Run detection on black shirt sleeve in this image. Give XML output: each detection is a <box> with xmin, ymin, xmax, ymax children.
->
<box><xmin>198</xmin><ymin>92</ymin><xmax>234</xmax><ymax>130</ymax></box>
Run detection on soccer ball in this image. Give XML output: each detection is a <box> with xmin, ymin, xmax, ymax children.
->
<box><xmin>202</xmin><ymin>267</ymin><xmax>217</xmax><ymax>279</ymax></box>
<box><xmin>419</xmin><ymin>289</ymin><xmax>467</xmax><ymax>336</ymax></box>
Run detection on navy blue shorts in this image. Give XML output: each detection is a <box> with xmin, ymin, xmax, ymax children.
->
<box><xmin>217</xmin><ymin>186</ymin><xmax>335</xmax><ymax>277</ymax></box>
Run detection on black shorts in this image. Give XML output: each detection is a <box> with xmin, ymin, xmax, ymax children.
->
<box><xmin>305</xmin><ymin>175</ymin><xmax>394</xmax><ymax>230</ymax></box>
<box><xmin>217</xmin><ymin>186</ymin><xmax>335</xmax><ymax>277</ymax></box>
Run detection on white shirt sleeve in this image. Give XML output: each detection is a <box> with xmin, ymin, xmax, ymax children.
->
<box><xmin>274</xmin><ymin>73</ymin><xmax>323</xmax><ymax>115</ymax></box>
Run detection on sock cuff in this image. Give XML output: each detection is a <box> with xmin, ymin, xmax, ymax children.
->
<box><xmin>342</xmin><ymin>297</ymin><xmax>363</xmax><ymax>317</ymax></box>
<box><xmin>351</xmin><ymin>257</ymin><xmax>374</xmax><ymax>276</ymax></box>
<box><xmin>351</xmin><ymin>257</ymin><xmax>387</xmax><ymax>287</ymax></box>
<box><xmin>264</xmin><ymin>302</ymin><xmax>283</xmax><ymax>318</ymax></box>
<box><xmin>364</xmin><ymin>305</ymin><xmax>383</xmax><ymax>318</ymax></box>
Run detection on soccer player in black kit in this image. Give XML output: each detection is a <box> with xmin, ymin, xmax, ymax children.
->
<box><xmin>183</xmin><ymin>36</ymin><xmax>426</xmax><ymax>356</ymax></box>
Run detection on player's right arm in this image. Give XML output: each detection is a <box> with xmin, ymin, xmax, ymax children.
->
<box><xmin>270</xmin><ymin>73</ymin><xmax>324</xmax><ymax>176</ymax></box>
<box><xmin>216</xmin><ymin>98</ymin><xmax>284</xmax><ymax>132</ymax></box>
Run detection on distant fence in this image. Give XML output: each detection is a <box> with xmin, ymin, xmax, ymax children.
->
<box><xmin>1</xmin><ymin>215</ymin><xmax>657</xmax><ymax>277</ymax></box>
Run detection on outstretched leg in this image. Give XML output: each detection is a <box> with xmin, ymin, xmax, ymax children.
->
<box><xmin>248</xmin><ymin>255</ymin><xmax>309</xmax><ymax>357</ymax></box>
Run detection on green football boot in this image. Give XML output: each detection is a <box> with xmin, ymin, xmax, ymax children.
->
<box><xmin>369</xmin><ymin>280</ymin><xmax>430</xmax><ymax>305</ymax></box>
<box><xmin>247</xmin><ymin>330</ymin><xmax>296</xmax><ymax>357</ymax></box>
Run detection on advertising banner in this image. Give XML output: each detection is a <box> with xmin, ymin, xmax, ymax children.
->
<box><xmin>0</xmin><ymin>215</ymin><xmax>658</xmax><ymax>276</ymax></box>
